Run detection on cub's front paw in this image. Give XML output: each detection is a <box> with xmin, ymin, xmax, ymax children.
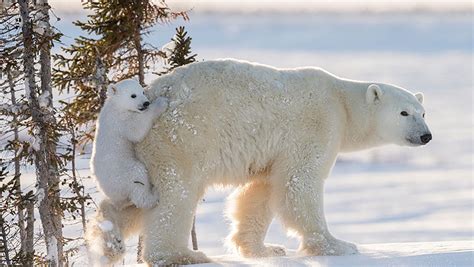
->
<box><xmin>152</xmin><ymin>97</ymin><xmax>169</xmax><ymax>114</ymax></box>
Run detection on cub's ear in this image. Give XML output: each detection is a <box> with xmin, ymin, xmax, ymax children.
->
<box><xmin>414</xmin><ymin>92</ymin><xmax>424</xmax><ymax>104</ymax></box>
<box><xmin>107</xmin><ymin>84</ymin><xmax>118</xmax><ymax>96</ymax></box>
<box><xmin>366</xmin><ymin>84</ymin><xmax>383</xmax><ymax>104</ymax></box>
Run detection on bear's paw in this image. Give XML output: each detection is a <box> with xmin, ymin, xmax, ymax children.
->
<box><xmin>146</xmin><ymin>249</ymin><xmax>211</xmax><ymax>266</ymax></box>
<box><xmin>301</xmin><ymin>237</ymin><xmax>358</xmax><ymax>256</ymax></box>
<box><xmin>261</xmin><ymin>244</ymin><xmax>287</xmax><ymax>257</ymax></box>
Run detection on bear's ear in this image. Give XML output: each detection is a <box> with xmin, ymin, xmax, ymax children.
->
<box><xmin>107</xmin><ymin>85</ymin><xmax>118</xmax><ymax>96</ymax></box>
<box><xmin>414</xmin><ymin>92</ymin><xmax>424</xmax><ymax>104</ymax></box>
<box><xmin>366</xmin><ymin>84</ymin><xmax>383</xmax><ymax>104</ymax></box>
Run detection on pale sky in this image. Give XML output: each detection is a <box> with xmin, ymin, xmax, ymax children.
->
<box><xmin>48</xmin><ymin>0</ymin><xmax>472</xmax><ymax>14</ymax></box>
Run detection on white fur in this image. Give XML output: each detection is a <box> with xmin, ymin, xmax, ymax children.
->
<box><xmin>90</xmin><ymin>79</ymin><xmax>168</xmax><ymax>209</ymax></box>
<box><xmin>86</xmin><ymin>199</ymin><xmax>144</xmax><ymax>266</ymax></box>
<box><xmin>98</xmin><ymin>59</ymin><xmax>432</xmax><ymax>265</ymax></box>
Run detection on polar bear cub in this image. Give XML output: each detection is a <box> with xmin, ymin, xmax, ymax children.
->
<box><xmin>91</xmin><ymin>79</ymin><xmax>168</xmax><ymax>209</ymax></box>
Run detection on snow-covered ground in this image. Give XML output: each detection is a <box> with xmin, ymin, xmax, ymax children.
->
<box><xmin>18</xmin><ymin>9</ymin><xmax>474</xmax><ymax>266</ymax></box>
<box><xmin>202</xmin><ymin>241</ymin><xmax>474</xmax><ymax>267</ymax></box>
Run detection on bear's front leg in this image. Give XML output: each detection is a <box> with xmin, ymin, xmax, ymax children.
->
<box><xmin>273</xmin><ymin>152</ymin><xmax>358</xmax><ymax>256</ymax></box>
<box><xmin>142</xmin><ymin>170</ymin><xmax>211</xmax><ymax>265</ymax></box>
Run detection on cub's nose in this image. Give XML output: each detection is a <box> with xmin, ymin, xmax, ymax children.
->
<box><xmin>420</xmin><ymin>133</ymin><xmax>432</xmax><ymax>144</ymax></box>
<box><xmin>143</xmin><ymin>101</ymin><xmax>150</xmax><ymax>107</ymax></box>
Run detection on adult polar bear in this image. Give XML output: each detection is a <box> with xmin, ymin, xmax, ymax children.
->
<box><xmin>130</xmin><ymin>59</ymin><xmax>431</xmax><ymax>265</ymax></box>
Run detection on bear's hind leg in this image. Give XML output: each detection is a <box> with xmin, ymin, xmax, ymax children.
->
<box><xmin>142</xmin><ymin>170</ymin><xmax>211</xmax><ymax>265</ymax></box>
<box><xmin>228</xmin><ymin>180</ymin><xmax>286</xmax><ymax>257</ymax></box>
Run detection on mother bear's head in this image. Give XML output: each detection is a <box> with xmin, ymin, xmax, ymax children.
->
<box><xmin>365</xmin><ymin>83</ymin><xmax>432</xmax><ymax>147</ymax></box>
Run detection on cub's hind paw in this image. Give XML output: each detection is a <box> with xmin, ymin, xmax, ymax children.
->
<box><xmin>130</xmin><ymin>183</ymin><xmax>159</xmax><ymax>209</ymax></box>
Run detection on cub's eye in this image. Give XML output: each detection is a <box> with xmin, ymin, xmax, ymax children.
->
<box><xmin>131</xmin><ymin>94</ymin><xmax>137</xmax><ymax>98</ymax></box>
<box><xmin>422</xmin><ymin>113</ymin><xmax>425</xmax><ymax>118</ymax></box>
<box><xmin>400</xmin><ymin>111</ymin><xmax>409</xmax><ymax>116</ymax></box>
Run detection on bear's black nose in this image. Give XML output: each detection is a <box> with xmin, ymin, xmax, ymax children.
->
<box><xmin>143</xmin><ymin>101</ymin><xmax>150</xmax><ymax>107</ymax></box>
<box><xmin>420</xmin><ymin>133</ymin><xmax>432</xmax><ymax>144</ymax></box>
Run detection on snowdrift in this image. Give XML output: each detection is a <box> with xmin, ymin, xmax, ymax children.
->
<box><xmin>193</xmin><ymin>241</ymin><xmax>473</xmax><ymax>267</ymax></box>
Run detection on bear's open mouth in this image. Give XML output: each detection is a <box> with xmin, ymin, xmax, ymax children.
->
<box><xmin>138</xmin><ymin>106</ymin><xmax>148</xmax><ymax>111</ymax></box>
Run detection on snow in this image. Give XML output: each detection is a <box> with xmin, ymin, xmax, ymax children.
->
<box><xmin>1</xmin><ymin>0</ymin><xmax>15</xmax><ymax>9</ymax></box>
<box><xmin>38</xmin><ymin>90</ymin><xmax>50</xmax><ymax>108</ymax></box>
<box><xmin>33</xmin><ymin>21</ymin><xmax>47</xmax><ymax>35</ymax></box>
<box><xmin>114</xmin><ymin>241</ymin><xmax>473</xmax><ymax>266</ymax></box>
<box><xmin>29</xmin><ymin>128</ymin><xmax>41</xmax><ymax>151</ymax></box>
<box><xmin>161</xmin><ymin>41</ymin><xmax>176</xmax><ymax>58</ymax></box>
<box><xmin>0</xmin><ymin>103</ymin><xmax>14</xmax><ymax>113</ymax></box>
<box><xmin>36</xmin><ymin>188</ymin><xmax>45</xmax><ymax>205</ymax></box>
<box><xmin>24</xmin><ymin>79</ymin><xmax>30</xmax><ymax>99</ymax></box>
<box><xmin>46</xmin><ymin>235</ymin><xmax>59</xmax><ymax>266</ymax></box>
<box><xmin>13</xmin><ymin>8</ymin><xmax>473</xmax><ymax>267</ymax></box>
<box><xmin>12</xmin><ymin>129</ymin><xmax>41</xmax><ymax>152</ymax></box>
<box><xmin>1</xmin><ymin>97</ymin><xmax>35</xmax><ymax>116</ymax></box>
<box><xmin>193</xmin><ymin>241</ymin><xmax>473</xmax><ymax>267</ymax></box>
<box><xmin>98</xmin><ymin>220</ymin><xmax>114</xmax><ymax>232</ymax></box>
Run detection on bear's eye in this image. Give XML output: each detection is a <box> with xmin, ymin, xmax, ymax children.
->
<box><xmin>422</xmin><ymin>113</ymin><xmax>425</xmax><ymax>118</ymax></box>
<box><xmin>400</xmin><ymin>111</ymin><xmax>409</xmax><ymax>116</ymax></box>
<box><xmin>131</xmin><ymin>94</ymin><xmax>137</xmax><ymax>98</ymax></box>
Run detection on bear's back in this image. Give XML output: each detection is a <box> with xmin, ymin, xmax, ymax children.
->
<box><xmin>140</xmin><ymin>59</ymin><xmax>345</xmax><ymax>180</ymax></box>
<box><xmin>148</xmin><ymin>59</ymin><xmax>338</xmax><ymax>109</ymax></box>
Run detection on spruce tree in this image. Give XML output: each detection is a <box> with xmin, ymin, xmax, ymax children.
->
<box><xmin>1</xmin><ymin>1</ymin><xmax>39</xmax><ymax>265</ymax></box>
<box><xmin>53</xmin><ymin>0</ymin><xmax>186</xmax><ymax>145</ymax></box>
<box><xmin>162</xmin><ymin>26</ymin><xmax>197</xmax><ymax>73</ymax></box>
<box><xmin>18</xmin><ymin>0</ymin><xmax>64</xmax><ymax>265</ymax></box>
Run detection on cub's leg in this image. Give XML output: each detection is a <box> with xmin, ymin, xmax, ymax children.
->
<box><xmin>128</xmin><ymin>161</ymin><xmax>160</xmax><ymax>209</ymax></box>
<box><xmin>86</xmin><ymin>199</ymin><xmax>143</xmax><ymax>266</ymax></box>
<box><xmin>228</xmin><ymin>180</ymin><xmax>286</xmax><ymax>257</ymax></box>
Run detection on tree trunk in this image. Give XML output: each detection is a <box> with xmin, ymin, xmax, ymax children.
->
<box><xmin>134</xmin><ymin>29</ymin><xmax>145</xmax><ymax>86</ymax></box>
<box><xmin>37</xmin><ymin>0</ymin><xmax>63</xmax><ymax>265</ymax></box>
<box><xmin>191</xmin><ymin>217</ymin><xmax>198</xmax><ymax>250</ymax></box>
<box><xmin>24</xmin><ymin>200</ymin><xmax>35</xmax><ymax>266</ymax></box>
<box><xmin>133</xmin><ymin>4</ymin><xmax>145</xmax><ymax>87</ymax></box>
<box><xmin>94</xmin><ymin>49</ymin><xmax>108</xmax><ymax>108</ymax></box>
<box><xmin>19</xmin><ymin>0</ymin><xmax>63</xmax><ymax>265</ymax></box>
<box><xmin>7</xmin><ymin>71</ymin><xmax>27</xmax><ymax>257</ymax></box>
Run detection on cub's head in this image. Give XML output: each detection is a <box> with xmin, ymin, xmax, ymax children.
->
<box><xmin>107</xmin><ymin>79</ymin><xmax>150</xmax><ymax>113</ymax></box>
<box><xmin>366</xmin><ymin>83</ymin><xmax>432</xmax><ymax>147</ymax></box>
